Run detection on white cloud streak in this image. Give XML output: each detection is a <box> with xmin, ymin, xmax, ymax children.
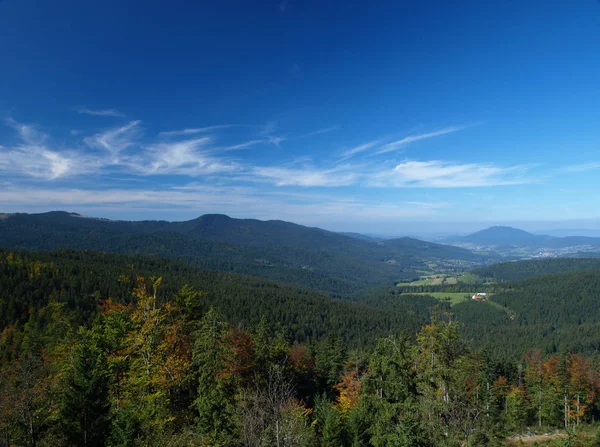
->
<box><xmin>369</xmin><ymin>160</ymin><xmax>534</xmax><ymax>188</ymax></box>
<box><xmin>375</xmin><ymin>126</ymin><xmax>465</xmax><ymax>155</ymax></box>
<box><xmin>77</xmin><ymin>107</ymin><xmax>125</xmax><ymax>117</ymax></box>
<box><xmin>339</xmin><ymin>140</ymin><xmax>381</xmax><ymax>160</ymax></box>
<box><xmin>159</xmin><ymin>125</ymin><xmax>237</xmax><ymax>137</ymax></box>
<box><xmin>83</xmin><ymin>120</ymin><xmax>141</xmax><ymax>162</ymax></box>
<box><xmin>300</xmin><ymin>126</ymin><xmax>339</xmax><ymax>138</ymax></box>
<box><xmin>0</xmin><ymin>147</ymin><xmax>73</xmax><ymax>180</ymax></box>
<box><xmin>249</xmin><ymin>165</ymin><xmax>357</xmax><ymax>187</ymax></box>
<box><xmin>219</xmin><ymin>140</ymin><xmax>264</xmax><ymax>152</ymax></box>
<box><xmin>139</xmin><ymin>137</ymin><xmax>238</xmax><ymax>175</ymax></box>
<box><xmin>1</xmin><ymin>119</ymin><xmax>99</xmax><ymax>180</ymax></box>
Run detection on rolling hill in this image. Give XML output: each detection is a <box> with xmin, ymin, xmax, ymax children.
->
<box><xmin>447</xmin><ymin>225</ymin><xmax>548</xmax><ymax>246</ymax></box>
<box><xmin>0</xmin><ymin>211</ymin><xmax>490</xmax><ymax>296</ymax></box>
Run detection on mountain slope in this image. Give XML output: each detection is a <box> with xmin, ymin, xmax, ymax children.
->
<box><xmin>459</xmin><ymin>226</ymin><xmax>545</xmax><ymax>246</ymax></box>
<box><xmin>0</xmin><ymin>249</ymin><xmax>433</xmax><ymax>348</ymax></box>
<box><xmin>471</xmin><ymin>258</ymin><xmax>600</xmax><ymax>281</ymax></box>
<box><xmin>383</xmin><ymin>237</ymin><xmax>487</xmax><ymax>261</ymax></box>
<box><xmin>0</xmin><ymin>211</ymin><xmax>489</xmax><ymax>295</ymax></box>
<box><xmin>455</xmin><ymin>269</ymin><xmax>600</xmax><ymax>355</ymax></box>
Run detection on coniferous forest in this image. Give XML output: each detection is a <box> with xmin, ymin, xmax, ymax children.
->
<box><xmin>3</xmin><ymin>249</ymin><xmax>600</xmax><ymax>446</ymax></box>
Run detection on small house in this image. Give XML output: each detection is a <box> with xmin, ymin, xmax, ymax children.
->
<box><xmin>472</xmin><ymin>293</ymin><xmax>487</xmax><ymax>301</ymax></box>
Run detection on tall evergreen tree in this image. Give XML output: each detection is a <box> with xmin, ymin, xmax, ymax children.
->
<box><xmin>193</xmin><ymin>307</ymin><xmax>238</xmax><ymax>445</ymax></box>
<box><xmin>59</xmin><ymin>329</ymin><xmax>111</xmax><ymax>447</ymax></box>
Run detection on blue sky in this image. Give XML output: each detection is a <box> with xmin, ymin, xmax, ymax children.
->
<box><xmin>1</xmin><ymin>0</ymin><xmax>600</xmax><ymax>234</ymax></box>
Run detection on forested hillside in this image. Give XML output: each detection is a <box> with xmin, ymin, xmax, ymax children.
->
<box><xmin>363</xmin><ymin>266</ymin><xmax>600</xmax><ymax>357</ymax></box>
<box><xmin>2</xmin><ymin>249</ymin><xmax>600</xmax><ymax>446</ymax></box>
<box><xmin>0</xmin><ymin>211</ymin><xmax>491</xmax><ymax>296</ymax></box>
<box><xmin>0</xmin><ymin>249</ymin><xmax>433</xmax><ymax>351</ymax></box>
<box><xmin>472</xmin><ymin>258</ymin><xmax>600</xmax><ymax>281</ymax></box>
<box><xmin>450</xmin><ymin>270</ymin><xmax>600</xmax><ymax>358</ymax></box>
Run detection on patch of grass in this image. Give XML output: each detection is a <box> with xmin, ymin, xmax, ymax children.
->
<box><xmin>397</xmin><ymin>274</ymin><xmax>465</xmax><ymax>287</ymax></box>
<box><xmin>456</xmin><ymin>272</ymin><xmax>481</xmax><ymax>284</ymax></box>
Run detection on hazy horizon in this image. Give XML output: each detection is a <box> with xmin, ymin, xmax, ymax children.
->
<box><xmin>3</xmin><ymin>208</ymin><xmax>600</xmax><ymax>238</ymax></box>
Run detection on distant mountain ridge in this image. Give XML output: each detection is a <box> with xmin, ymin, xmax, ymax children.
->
<box><xmin>0</xmin><ymin>211</ymin><xmax>490</xmax><ymax>296</ymax></box>
<box><xmin>460</xmin><ymin>226</ymin><xmax>544</xmax><ymax>245</ymax></box>
<box><xmin>445</xmin><ymin>225</ymin><xmax>600</xmax><ymax>249</ymax></box>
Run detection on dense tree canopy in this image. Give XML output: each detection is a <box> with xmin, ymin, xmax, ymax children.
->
<box><xmin>3</xmin><ymin>248</ymin><xmax>600</xmax><ymax>445</ymax></box>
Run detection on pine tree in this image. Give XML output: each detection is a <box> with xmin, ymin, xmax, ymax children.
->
<box><xmin>193</xmin><ymin>307</ymin><xmax>238</xmax><ymax>445</ymax></box>
<box><xmin>59</xmin><ymin>329</ymin><xmax>111</xmax><ymax>447</ymax></box>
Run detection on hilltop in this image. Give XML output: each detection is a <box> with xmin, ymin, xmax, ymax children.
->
<box><xmin>446</xmin><ymin>225</ymin><xmax>547</xmax><ymax>246</ymax></box>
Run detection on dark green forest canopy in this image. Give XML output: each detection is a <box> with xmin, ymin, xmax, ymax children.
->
<box><xmin>359</xmin><ymin>267</ymin><xmax>600</xmax><ymax>357</ymax></box>
<box><xmin>471</xmin><ymin>257</ymin><xmax>600</xmax><ymax>281</ymax></box>
<box><xmin>0</xmin><ymin>211</ymin><xmax>492</xmax><ymax>296</ymax></box>
<box><xmin>0</xmin><ymin>249</ymin><xmax>434</xmax><ymax>353</ymax></box>
<box><xmin>459</xmin><ymin>269</ymin><xmax>600</xmax><ymax>355</ymax></box>
<box><xmin>3</xmin><ymin>248</ymin><xmax>600</xmax><ymax>446</ymax></box>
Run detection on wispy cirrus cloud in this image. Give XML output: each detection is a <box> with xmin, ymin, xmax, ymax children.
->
<box><xmin>374</xmin><ymin>126</ymin><xmax>466</xmax><ymax>155</ymax></box>
<box><xmin>159</xmin><ymin>125</ymin><xmax>238</xmax><ymax>137</ymax></box>
<box><xmin>0</xmin><ymin>146</ymin><xmax>74</xmax><ymax>180</ymax></box>
<box><xmin>339</xmin><ymin>140</ymin><xmax>381</xmax><ymax>161</ymax></box>
<box><xmin>249</xmin><ymin>165</ymin><xmax>357</xmax><ymax>187</ymax></box>
<box><xmin>77</xmin><ymin>107</ymin><xmax>125</xmax><ymax>117</ymax></box>
<box><xmin>300</xmin><ymin>126</ymin><xmax>339</xmax><ymax>138</ymax></box>
<box><xmin>369</xmin><ymin>160</ymin><xmax>534</xmax><ymax>188</ymax></box>
<box><xmin>218</xmin><ymin>140</ymin><xmax>264</xmax><ymax>152</ymax></box>
<box><xmin>338</xmin><ymin>126</ymin><xmax>468</xmax><ymax>161</ymax></box>
<box><xmin>83</xmin><ymin>120</ymin><xmax>141</xmax><ymax>162</ymax></box>
<box><xmin>5</xmin><ymin>118</ymin><xmax>47</xmax><ymax>145</ymax></box>
<box><xmin>1</xmin><ymin>116</ymin><xmax>538</xmax><ymax>194</ymax></box>
<box><xmin>2</xmin><ymin>119</ymin><xmax>238</xmax><ymax>180</ymax></box>
<box><xmin>140</xmin><ymin>137</ymin><xmax>238</xmax><ymax>176</ymax></box>
<box><xmin>1</xmin><ymin>119</ymin><xmax>98</xmax><ymax>180</ymax></box>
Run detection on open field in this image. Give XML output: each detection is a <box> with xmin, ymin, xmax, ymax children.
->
<box><xmin>397</xmin><ymin>274</ymin><xmax>457</xmax><ymax>287</ymax></box>
<box><xmin>397</xmin><ymin>272</ymin><xmax>482</xmax><ymax>287</ymax></box>
<box><xmin>457</xmin><ymin>272</ymin><xmax>481</xmax><ymax>283</ymax></box>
